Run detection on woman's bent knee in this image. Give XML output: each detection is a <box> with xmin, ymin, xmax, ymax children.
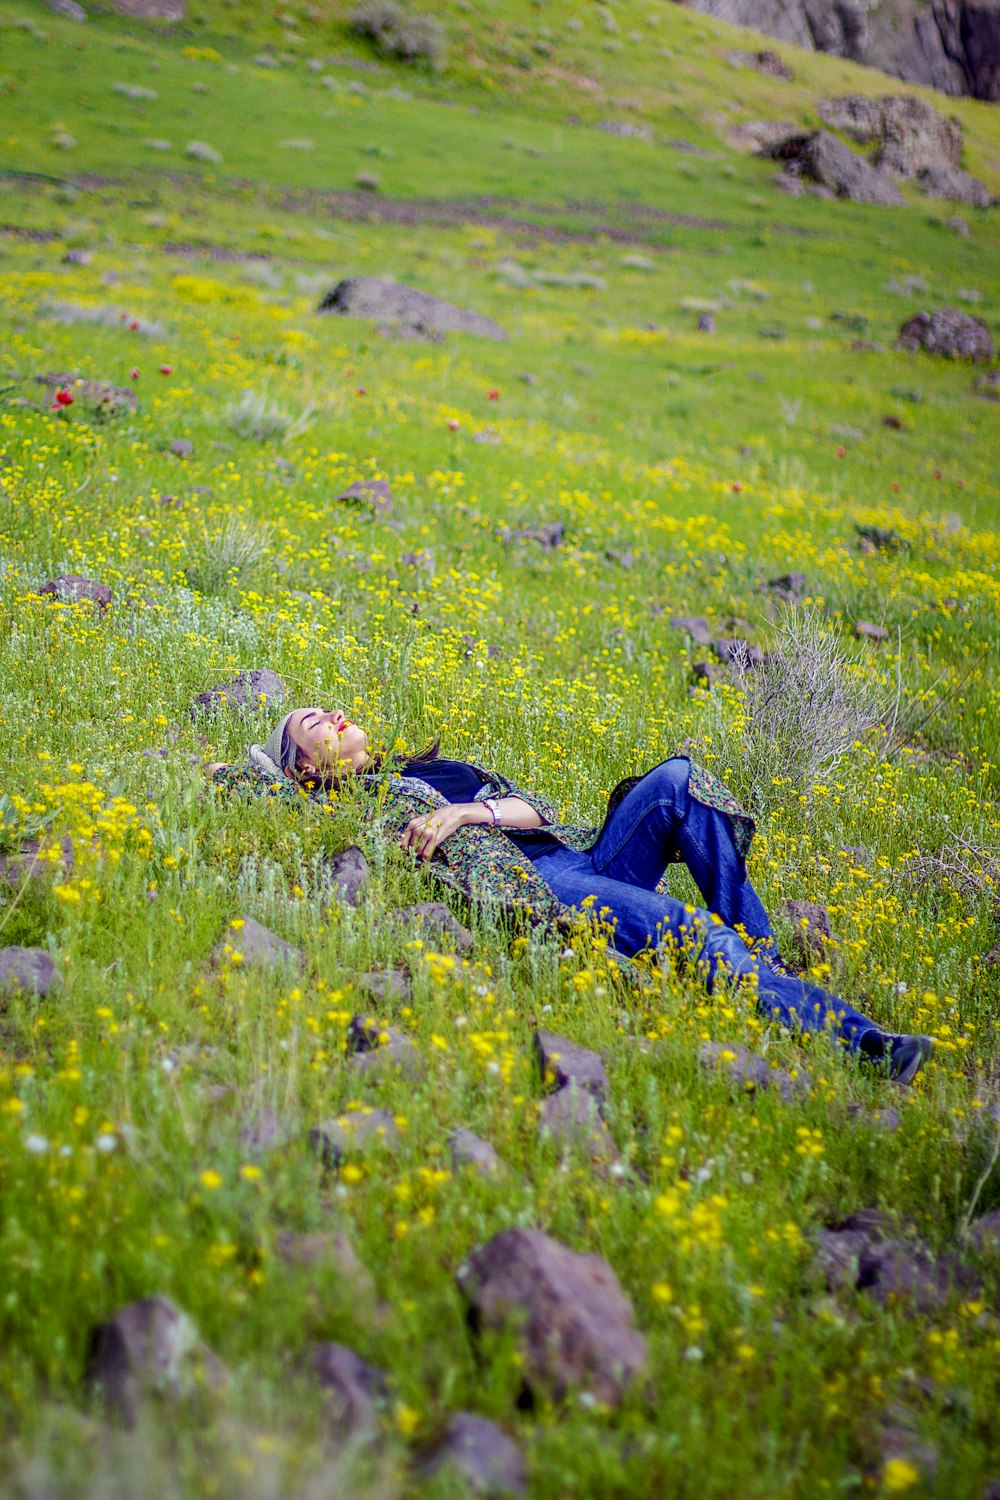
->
<box><xmin>642</xmin><ymin>758</ymin><xmax>690</xmax><ymax>803</ymax></box>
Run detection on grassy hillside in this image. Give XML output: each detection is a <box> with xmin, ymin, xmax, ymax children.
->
<box><xmin>0</xmin><ymin>0</ymin><xmax>998</xmax><ymax>1495</ymax></box>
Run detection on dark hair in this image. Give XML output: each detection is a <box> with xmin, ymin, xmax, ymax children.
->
<box><xmin>283</xmin><ymin>728</ymin><xmax>441</xmax><ymax>792</ymax></box>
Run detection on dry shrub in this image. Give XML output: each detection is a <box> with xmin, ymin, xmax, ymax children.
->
<box><xmin>348</xmin><ymin>0</ymin><xmax>446</xmax><ymax>67</ymax></box>
<box><xmin>182</xmin><ymin>514</ymin><xmax>272</xmax><ymax>595</ymax></box>
<box><xmin>225</xmin><ymin>390</ymin><xmax>312</xmax><ymax>444</ymax></box>
<box><xmin>717</xmin><ymin>605</ymin><xmax>901</xmax><ymax>815</ymax></box>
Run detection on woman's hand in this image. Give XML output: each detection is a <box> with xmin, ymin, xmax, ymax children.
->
<box><xmin>399</xmin><ymin>803</ymin><xmax>484</xmax><ymax>862</ymax></box>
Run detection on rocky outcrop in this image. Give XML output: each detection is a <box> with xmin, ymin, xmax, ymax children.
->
<box><xmin>762</xmin><ymin>130</ymin><xmax>906</xmax><ymax>204</ymax></box>
<box><xmin>318</xmin><ymin>277</ymin><xmax>506</xmax><ymax>341</ymax></box>
<box><xmin>674</xmin><ymin>0</ymin><xmax>1000</xmax><ymax>99</ymax></box>
<box><xmin>817</xmin><ymin>95</ymin><xmax>962</xmax><ymax>175</ymax></box>
<box><xmin>896</xmin><ymin>308</ymin><xmax>994</xmax><ymax>360</ymax></box>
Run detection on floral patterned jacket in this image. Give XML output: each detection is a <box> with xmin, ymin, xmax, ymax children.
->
<box><xmin>210</xmin><ymin>755</ymin><xmax>754</xmax><ymax>946</ymax></box>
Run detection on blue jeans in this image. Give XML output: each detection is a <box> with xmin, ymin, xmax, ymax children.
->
<box><xmin>531</xmin><ymin>759</ymin><xmax>883</xmax><ymax>1052</ymax></box>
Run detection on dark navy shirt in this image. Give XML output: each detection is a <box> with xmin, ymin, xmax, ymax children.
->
<box><xmin>399</xmin><ymin>758</ymin><xmax>562</xmax><ymax>860</ymax></box>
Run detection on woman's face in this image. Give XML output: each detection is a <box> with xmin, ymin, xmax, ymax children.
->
<box><xmin>286</xmin><ymin>707</ymin><xmax>368</xmax><ymax>776</ymax></box>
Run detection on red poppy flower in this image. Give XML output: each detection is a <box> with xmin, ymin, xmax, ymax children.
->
<box><xmin>487</xmin><ymin>388</ymin><xmax>500</xmax><ymax>401</ymax></box>
<box><xmin>159</xmin><ymin>364</ymin><xmax>173</xmax><ymax>376</ymax></box>
<box><xmin>130</xmin><ymin>367</ymin><xmax>139</xmax><ymax>381</ymax></box>
<box><xmin>447</xmin><ymin>418</ymin><xmax>459</xmax><ymax>431</ymax></box>
<box><xmin>731</xmin><ymin>481</ymin><xmax>742</xmax><ymax>493</ymax></box>
<box><xmin>835</xmin><ymin>446</ymin><xmax>846</xmax><ymax>458</ymax></box>
<box><xmin>54</xmin><ymin>388</ymin><xmax>73</xmax><ymax>406</ymax></box>
<box><xmin>356</xmin><ymin>387</ymin><xmax>366</xmax><ymax>396</ymax></box>
<box><xmin>892</xmin><ymin>481</ymin><xmax>900</xmax><ymax>492</ymax></box>
<box><xmin>129</xmin><ymin>320</ymin><xmax>140</xmax><ymax>332</ymax></box>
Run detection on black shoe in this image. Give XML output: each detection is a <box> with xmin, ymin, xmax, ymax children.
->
<box><xmin>859</xmin><ymin>1031</ymin><xmax>934</xmax><ymax>1086</ymax></box>
<box><xmin>886</xmin><ymin>1033</ymin><xmax>934</xmax><ymax>1085</ymax></box>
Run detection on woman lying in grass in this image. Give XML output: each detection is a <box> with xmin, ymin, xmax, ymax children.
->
<box><xmin>211</xmin><ymin>705</ymin><xmax>933</xmax><ymax>1086</ymax></box>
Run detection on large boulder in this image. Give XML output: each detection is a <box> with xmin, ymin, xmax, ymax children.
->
<box><xmin>917</xmin><ymin>164</ymin><xmax>994</xmax><ymax>206</ymax></box>
<box><xmin>0</xmin><ymin>947</ymin><xmax>60</xmax><ymax>999</ymax></box>
<box><xmin>38</xmin><ymin>574</ymin><xmax>111</xmax><ymax>610</ymax></box>
<box><xmin>457</xmin><ymin>1228</ymin><xmax>647</xmax><ymax>1406</ymax></box>
<box><xmin>318</xmin><ymin>277</ymin><xmax>506</xmax><ymax>341</ymax></box>
<box><xmin>534</xmin><ymin>1029</ymin><xmax>609</xmax><ymax>1102</ymax></box>
<box><xmin>306</xmin><ymin>1342</ymin><xmax>388</xmax><ymax>1438</ymax></box>
<box><xmin>86</xmin><ymin>1295</ymin><xmax>225</xmax><ymax>1427</ymax></box>
<box><xmin>419</xmin><ymin>1413</ymin><xmax>527</xmax><ymax>1496</ymax></box>
<box><xmin>896</xmin><ymin>308</ymin><xmax>994</xmax><ymax>361</ymax></box>
<box><xmin>211</xmin><ymin>917</ymin><xmax>304</xmax><ymax>971</ymax></box>
<box><xmin>762</xmin><ymin>131</ymin><xmax>905</xmax><ymax>205</ymax></box>
<box><xmin>818</xmin><ymin>94</ymin><xmax>963</xmax><ymax>176</ymax></box>
<box><xmin>191</xmin><ymin>668</ymin><xmax>287</xmax><ymax>717</ymax></box>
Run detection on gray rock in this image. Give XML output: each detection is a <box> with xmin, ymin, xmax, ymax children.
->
<box><xmin>0</xmin><ymin>946</ymin><xmax>60</xmax><ymax>999</ymax></box>
<box><xmin>945</xmin><ymin>214</ymin><xmax>970</xmax><ymax>235</ymax></box>
<box><xmin>86</xmin><ymin>1295</ymin><xmax>226</xmax><ymax>1428</ymax></box>
<box><xmin>691</xmin><ymin>660</ymin><xmax>730</xmax><ymax>689</ymax></box>
<box><xmin>669</xmin><ymin>615</ymin><xmax>713</xmax><ymax>647</ymax></box>
<box><xmin>534</xmin><ymin>1029</ymin><xmax>608</xmax><ymax>1102</ymax></box>
<box><xmin>597</xmin><ymin>119</ymin><xmax>652</xmax><ymax>141</ymax></box>
<box><xmin>62</xmin><ymin>247</ymin><xmax>91</xmax><ymax>263</ymax></box>
<box><xmin>855</xmin><ymin>620</ymin><xmax>890</xmax><ymax>642</ymax></box>
<box><xmin>765</xmin><ymin>570</ymin><xmax>809</xmax><ymax>600</ymax></box>
<box><xmin>359</xmin><ymin>968</ymin><xmax>411</xmax><ymax>1003</ymax></box>
<box><xmin>113</xmin><ymin>0</ymin><xmax>185</xmax><ymax>16</ymax></box>
<box><xmin>700</xmin><ymin>1040</ymin><xmax>810</xmax><ymax>1104</ymax></box>
<box><xmin>420</xmin><ymin>1412</ymin><xmax>527</xmax><ymax>1496</ymax></box>
<box><xmin>238</xmin><ymin>1108</ymin><xmax>292</xmax><ymax>1156</ymax></box>
<box><xmin>727</xmin><ymin>118</ymin><xmax>801</xmax><ymax>153</ymax></box>
<box><xmin>697</xmin><ymin>312</ymin><xmax>716</xmax><ymax>332</ymax></box>
<box><xmin>449</xmin><ymin>1127</ymin><xmax>503</xmax><ymax>1177</ymax></box>
<box><xmin>782</xmin><ymin>898</ymin><xmax>833</xmax><ymax>966</ymax></box>
<box><xmin>896</xmin><ymin>309</ymin><xmax>994</xmax><ymax>362</ymax></box>
<box><xmin>499</xmin><ymin>521</ymin><xmax>566</xmax><ymax>550</ymax></box>
<box><xmin>538</xmin><ymin>1088</ymin><xmax>621</xmax><ymax>1174</ymax></box>
<box><xmin>169</xmin><ymin>439</ymin><xmax>193</xmax><ymax>459</ymax></box>
<box><xmin>324</xmin><ymin>845</ymin><xmax>370</xmax><ymax>906</ymax></box>
<box><xmin>212</xmin><ymin>917</ymin><xmax>304</xmax><ymax>971</ymax></box>
<box><xmin>813</xmin><ymin>1227</ymin><xmax>870</xmax><ymax>1291</ymax></box>
<box><xmin>714</xmin><ymin>636</ymin><xmax>764</xmax><ymax>668</ymax></box>
<box><xmin>346</xmin><ymin>1013</ymin><xmax>424</xmax><ymax>1080</ymax></box>
<box><xmin>191</xmin><ymin>668</ymin><xmax>287</xmax><ymax>716</ymax></box>
<box><xmin>836</xmin><ymin>1206</ymin><xmax>889</xmax><ymax>1237</ymax></box>
<box><xmin>818</xmin><ymin>94</ymin><xmax>963</xmax><ymax>176</ymax></box>
<box><xmin>310</xmin><ymin>1108</ymin><xmax>399</xmax><ymax>1166</ymax></box>
<box><xmin>276</xmin><ymin>1229</ymin><xmax>374</xmax><ymax>1297</ymax></box>
<box><xmin>38</xmin><ymin>372</ymin><xmax>138</xmax><ymax>419</ymax></box>
<box><xmin>965</xmin><ymin>1210</ymin><xmax>1000</xmax><ymax>1257</ymax></box>
<box><xmin>334</xmin><ymin>477</ymin><xmax>393</xmax><ymax>515</ymax></box>
<box><xmin>724</xmin><ymin>47</ymin><xmax>794</xmax><ymax>79</ymax></box>
<box><xmin>846</xmin><ymin>1101</ymin><xmax>902</xmax><ymax>1132</ymax></box>
<box><xmin>48</xmin><ymin>0</ymin><xmax>88</xmax><ymax>16</ymax></box>
<box><xmin>918</xmin><ymin>164</ymin><xmax>993</xmax><ymax>206</ymax></box>
<box><xmin>875</xmin><ymin>1408</ymin><xmax>939</xmax><ymax>1486</ymax></box>
<box><xmin>307</xmin><ymin>1342</ymin><xmax>388</xmax><ymax>1437</ymax></box>
<box><xmin>457</xmin><ymin>1227</ymin><xmax>647</xmax><ymax>1406</ymax></box>
<box><xmin>318</xmin><ymin>276</ymin><xmax>506</xmax><ymax>341</ymax></box>
<box><xmin>38</xmin><ymin>574</ymin><xmax>111</xmax><ymax>609</ymax></box>
<box><xmin>762</xmin><ymin>130</ymin><xmax>905</xmax><ymax>206</ymax></box>
<box><xmin>0</xmin><ymin>836</ymin><xmax>73</xmax><ymax>889</ymax></box>
<box><xmin>857</xmin><ymin>1239</ymin><xmax>966</xmax><ymax>1312</ymax></box>
<box><xmin>394</xmin><ymin>902</ymin><xmax>474</xmax><ymax>953</ymax></box>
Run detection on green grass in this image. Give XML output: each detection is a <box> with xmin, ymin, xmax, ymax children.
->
<box><xmin>0</xmin><ymin>0</ymin><xmax>998</xmax><ymax>1495</ymax></box>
